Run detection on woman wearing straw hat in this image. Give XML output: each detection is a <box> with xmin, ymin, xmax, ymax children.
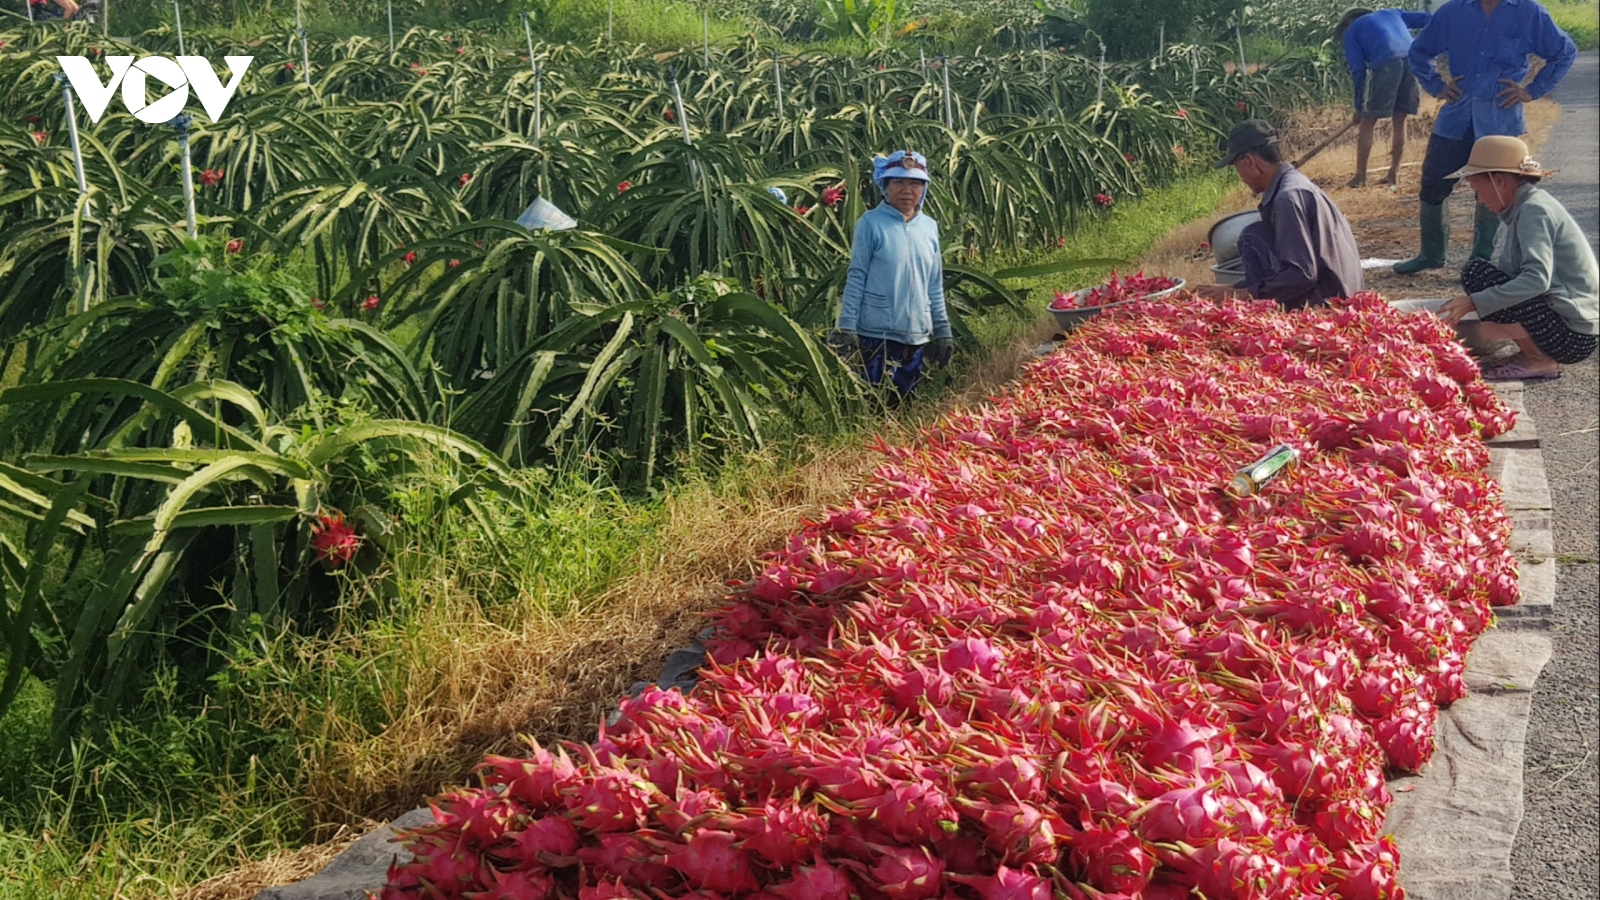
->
<box><xmin>829</xmin><ymin>150</ymin><xmax>954</xmax><ymax>398</ymax></box>
<box><xmin>1437</xmin><ymin>135</ymin><xmax>1598</xmax><ymax>381</ymax></box>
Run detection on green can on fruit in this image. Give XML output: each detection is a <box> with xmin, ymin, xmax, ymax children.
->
<box><xmin>1227</xmin><ymin>444</ymin><xmax>1301</xmax><ymax>498</ymax></box>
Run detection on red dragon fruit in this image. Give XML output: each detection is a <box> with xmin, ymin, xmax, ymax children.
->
<box><xmin>766</xmin><ymin>861</ymin><xmax>854</xmax><ymax>900</ymax></box>
<box><xmin>655</xmin><ymin>828</ymin><xmax>758</xmax><ymax>893</ymax></box>
<box><xmin>948</xmin><ymin>865</ymin><xmax>1054</xmax><ymax>900</ymax></box>
<box><xmin>1066</xmin><ymin>821</ymin><xmax>1156</xmax><ymax>894</ymax></box>
<box><xmin>381</xmin><ymin>295</ymin><xmax>1514</xmax><ymax>900</ymax></box>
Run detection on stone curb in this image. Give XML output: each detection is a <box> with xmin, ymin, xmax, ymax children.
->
<box><xmin>1385</xmin><ymin>632</ymin><xmax>1554</xmax><ymax>900</ymax></box>
<box><xmin>1385</xmin><ymin>381</ymin><xmax>1557</xmax><ymax>900</ymax></box>
<box><xmin>1485</xmin><ymin>381</ymin><xmax>1556</xmax><ymax>626</ymax></box>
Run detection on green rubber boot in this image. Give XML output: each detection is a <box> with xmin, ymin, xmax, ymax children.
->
<box><xmin>1471</xmin><ymin>202</ymin><xmax>1500</xmax><ymax>261</ymax></box>
<box><xmin>1394</xmin><ymin>200</ymin><xmax>1448</xmax><ymax>274</ymax></box>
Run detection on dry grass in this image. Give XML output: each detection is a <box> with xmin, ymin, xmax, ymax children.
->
<box><xmin>1137</xmin><ymin>187</ymin><xmax>1257</xmax><ymax>287</ymax></box>
<box><xmin>177</xmin><ymin>824</ymin><xmax>368</xmax><ymax>900</ymax></box>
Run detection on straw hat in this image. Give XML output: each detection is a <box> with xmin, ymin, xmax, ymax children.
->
<box><xmin>1448</xmin><ymin>135</ymin><xmax>1557</xmax><ymax>179</ymax></box>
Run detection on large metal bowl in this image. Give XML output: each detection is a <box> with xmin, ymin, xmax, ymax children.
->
<box><xmin>1210</xmin><ymin>257</ymin><xmax>1246</xmax><ymax>285</ymax></box>
<box><xmin>1048</xmin><ymin>278</ymin><xmax>1186</xmax><ymax>330</ymax></box>
<box><xmin>1208</xmin><ymin>210</ymin><xmax>1262</xmax><ymax>264</ymax></box>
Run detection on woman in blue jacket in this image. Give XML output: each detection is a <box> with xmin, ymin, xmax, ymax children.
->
<box><xmin>829</xmin><ymin>150</ymin><xmax>954</xmax><ymax>397</ymax></box>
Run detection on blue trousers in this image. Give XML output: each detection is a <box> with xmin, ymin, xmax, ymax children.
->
<box><xmin>858</xmin><ymin>337</ymin><xmax>928</xmax><ymax>396</ymax></box>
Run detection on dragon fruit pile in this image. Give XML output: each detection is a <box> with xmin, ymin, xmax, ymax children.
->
<box><xmin>1051</xmin><ymin>271</ymin><xmax>1181</xmax><ymax>311</ymax></box>
<box><xmin>382</xmin><ymin>293</ymin><xmax>1518</xmax><ymax>900</ymax></box>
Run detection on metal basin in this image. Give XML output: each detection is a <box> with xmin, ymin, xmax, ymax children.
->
<box><xmin>1048</xmin><ymin>278</ymin><xmax>1187</xmax><ymax>330</ymax></box>
<box><xmin>1208</xmin><ymin>210</ymin><xmax>1262</xmax><ymax>264</ymax></box>
<box><xmin>1211</xmin><ymin>258</ymin><xmax>1246</xmax><ymax>285</ymax></box>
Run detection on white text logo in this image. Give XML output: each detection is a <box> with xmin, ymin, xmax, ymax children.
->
<box><xmin>56</xmin><ymin>56</ymin><xmax>254</xmax><ymax>124</ymax></box>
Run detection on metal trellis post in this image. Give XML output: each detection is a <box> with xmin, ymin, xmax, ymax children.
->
<box><xmin>295</xmin><ymin>0</ymin><xmax>310</xmax><ymax>87</ymax></box>
<box><xmin>387</xmin><ymin>0</ymin><xmax>394</xmax><ymax>56</ymax></box>
<box><xmin>940</xmin><ymin>55</ymin><xmax>952</xmax><ymax>129</ymax></box>
<box><xmin>1039</xmin><ymin>32</ymin><xmax>1047</xmax><ymax>76</ymax></box>
<box><xmin>173</xmin><ymin>0</ymin><xmax>184</xmax><ymax>55</ymax></box>
<box><xmin>520</xmin><ymin>14</ymin><xmax>543</xmax><ymax>143</ymax></box>
<box><xmin>1096</xmin><ymin>42</ymin><xmax>1106</xmax><ymax>107</ymax></box>
<box><xmin>1158</xmin><ymin>22</ymin><xmax>1165</xmax><ymax>61</ymax></box>
<box><xmin>607</xmin><ymin>1</ymin><xmax>613</xmax><ymax>42</ymax></box>
<box><xmin>26</xmin><ymin>0</ymin><xmax>33</xmax><ymax>22</ymax></box>
<box><xmin>703</xmin><ymin>7</ymin><xmax>710</xmax><ymax>69</ymax></box>
<box><xmin>669</xmin><ymin>66</ymin><xmax>691</xmax><ymax>146</ymax></box>
<box><xmin>773</xmin><ymin>48</ymin><xmax>783</xmax><ymax>118</ymax></box>
<box><xmin>56</xmin><ymin>73</ymin><xmax>88</xmax><ymax>196</ymax></box>
<box><xmin>920</xmin><ymin>45</ymin><xmax>927</xmax><ymax>82</ymax></box>
<box><xmin>173</xmin><ymin>114</ymin><xmax>197</xmax><ymax>239</ymax></box>
<box><xmin>1236</xmin><ymin>23</ymin><xmax>1247</xmax><ymax>78</ymax></box>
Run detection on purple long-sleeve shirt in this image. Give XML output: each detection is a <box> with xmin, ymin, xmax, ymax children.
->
<box><xmin>1235</xmin><ymin>165</ymin><xmax>1364</xmax><ymax>308</ymax></box>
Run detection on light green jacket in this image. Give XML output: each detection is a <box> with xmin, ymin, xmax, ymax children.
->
<box><xmin>1470</xmin><ymin>183</ymin><xmax>1600</xmax><ymax>335</ymax></box>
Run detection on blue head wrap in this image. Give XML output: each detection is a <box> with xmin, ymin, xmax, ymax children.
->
<box><xmin>766</xmin><ymin>186</ymin><xmax>789</xmax><ymax>204</ymax></box>
<box><xmin>873</xmin><ymin>150</ymin><xmax>932</xmax><ymax>209</ymax></box>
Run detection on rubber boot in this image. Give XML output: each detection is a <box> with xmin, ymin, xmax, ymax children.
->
<box><xmin>1393</xmin><ymin>200</ymin><xmax>1448</xmax><ymax>274</ymax></box>
<box><xmin>1471</xmin><ymin>202</ymin><xmax>1500</xmax><ymax>261</ymax></box>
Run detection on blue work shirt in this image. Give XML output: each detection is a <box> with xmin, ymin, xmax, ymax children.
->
<box><xmin>1343</xmin><ymin>9</ymin><xmax>1432</xmax><ymax>110</ymax></box>
<box><xmin>1408</xmin><ymin>0</ymin><xmax>1577</xmax><ymax>139</ymax></box>
<box><xmin>838</xmin><ymin>202</ymin><xmax>952</xmax><ymax>345</ymax></box>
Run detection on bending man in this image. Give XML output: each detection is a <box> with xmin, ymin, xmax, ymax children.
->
<box><xmin>1336</xmin><ymin>7</ymin><xmax>1431</xmax><ymax>187</ymax></box>
<box><xmin>1199</xmin><ymin>121</ymin><xmax>1364</xmax><ymax>311</ymax></box>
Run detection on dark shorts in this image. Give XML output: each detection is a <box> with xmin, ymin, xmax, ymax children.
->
<box><xmin>1363</xmin><ymin>57</ymin><xmax>1421</xmax><ymax>119</ymax></box>
<box><xmin>1464</xmin><ymin>259</ymin><xmax>1599</xmax><ymax>364</ymax></box>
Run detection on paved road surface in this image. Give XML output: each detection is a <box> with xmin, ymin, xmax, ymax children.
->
<box><xmin>1507</xmin><ymin>48</ymin><xmax>1600</xmax><ymax>900</ymax></box>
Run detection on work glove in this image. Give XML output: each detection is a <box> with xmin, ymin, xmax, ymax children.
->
<box><xmin>826</xmin><ymin>329</ymin><xmax>860</xmax><ymax>356</ymax></box>
<box><xmin>926</xmin><ymin>337</ymin><xmax>955</xmax><ymax>368</ymax></box>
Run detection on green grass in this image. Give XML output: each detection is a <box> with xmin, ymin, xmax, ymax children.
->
<box><xmin>987</xmin><ymin>165</ymin><xmax>1239</xmax><ymax>304</ymax></box>
<box><xmin>1549</xmin><ymin>0</ymin><xmax>1599</xmax><ymax>51</ymax></box>
<box><xmin>95</xmin><ymin>0</ymin><xmax>778</xmax><ymax>50</ymax></box>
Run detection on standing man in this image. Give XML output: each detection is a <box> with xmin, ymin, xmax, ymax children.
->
<box><xmin>1336</xmin><ymin>7</ymin><xmax>1432</xmax><ymax>187</ymax></box>
<box><xmin>829</xmin><ymin>150</ymin><xmax>954</xmax><ymax>398</ymax></box>
<box><xmin>1394</xmin><ymin>0</ymin><xmax>1576</xmax><ymax>274</ymax></box>
<box><xmin>1198</xmin><ymin>121</ymin><xmax>1364</xmax><ymax>311</ymax></box>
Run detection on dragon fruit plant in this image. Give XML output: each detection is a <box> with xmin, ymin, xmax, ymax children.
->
<box><xmin>382</xmin><ymin>291</ymin><xmax>1515</xmax><ymax>900</ymax></box>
